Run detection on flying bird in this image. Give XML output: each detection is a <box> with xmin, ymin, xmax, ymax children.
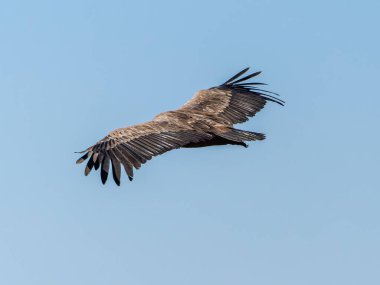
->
<box><xmin>76</xmin><ymin>68</ymin><xmax>284</xmax><ymax>185</ymax></box>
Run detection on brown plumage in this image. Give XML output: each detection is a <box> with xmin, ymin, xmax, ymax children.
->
<box><xmin>76</xmin><ymin>68</ymin><xmax>284</xmax><ymax>185</ymax></box>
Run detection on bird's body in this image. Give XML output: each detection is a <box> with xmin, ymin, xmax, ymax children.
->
<box><xmin>76</xmin><ymin>68</ymin><xmax>284</xmax><ymax>185</ymax></box>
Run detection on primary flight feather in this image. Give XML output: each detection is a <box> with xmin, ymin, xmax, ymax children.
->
<box><xmin>76</xmin><ymin>68</ymin><xmax>284</xmax><ymax>185</ymax></box>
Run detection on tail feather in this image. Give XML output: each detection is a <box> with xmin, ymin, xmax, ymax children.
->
<box><xmin>218</xmin><ymin>128</ymin><xmax>265</xmax><ymax>142</ymax></box>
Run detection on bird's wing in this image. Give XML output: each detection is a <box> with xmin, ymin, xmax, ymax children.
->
<box><xmin>76</xmin><ymin>120</ymin><xmax>212</xmax><ymax>185</ymax></box>
<box><xmin>179</xmin><ymin>68</ymin><xmax>284</xmax><ymax>124</ymax></box>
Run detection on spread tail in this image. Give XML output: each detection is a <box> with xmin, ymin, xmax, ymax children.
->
<box><xmin>217</xmin><ymin>128</ymin><xmax>265</xmax><ymax>143</ymax></box>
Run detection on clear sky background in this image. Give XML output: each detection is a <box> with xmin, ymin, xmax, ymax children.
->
<box><xmin>0</xmin><ymin>0</ymin><xmax>379</xmax><ymax>284</ymax></box>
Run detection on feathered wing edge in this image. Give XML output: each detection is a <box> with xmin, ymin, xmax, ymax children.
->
<box><xmin>221</xmin><ymin>67</ymin><xmax>284</xmax><ymax>106</ymax></box>
<box><xmin>76</xmin><ymin>128</ymin><xmax>213</xmax><ymax>186</ymax></box>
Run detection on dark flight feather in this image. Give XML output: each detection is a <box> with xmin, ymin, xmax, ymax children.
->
<box><xmin>223</xmin><ymin>67</ymin><xmax>250</xmax><ymax>85</ymax></box>
<box><xmin>228</xmin><ymin>71</ymin><xmax>262</xmax><ymax>85</ymax></box>
<box><xmin>84</xmin><ymin>155</ymin><xmax>95</xmax><ymax>176</ymax></box>
<box><xmin>101</xmin><ymin>155</ymin><xmax>110</xmax><ymax>184</ymax></box>
<box><xmin>108</xmin><ymin>150</ymin><xmax>121</xmax><ymax>186</ymax></box>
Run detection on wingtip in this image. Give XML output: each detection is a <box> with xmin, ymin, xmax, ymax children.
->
<box><xmin>84</xmin><ymin>168</ymin><xmax>91</xmax><ymax>176</ymax></box>
<box><xmin>223</xmin><ymin>67</ymin><xmax>251</xmax><ymax>85</ymax></box>
<box><xmin>76</xmin><ymin>151</ymin><xmax>92</xmax><ymax>164</ymax></box>
<box><xmin>75</xmin><ymin>149</ymin><xmax>88</xmax><ymax>154</ymax></box>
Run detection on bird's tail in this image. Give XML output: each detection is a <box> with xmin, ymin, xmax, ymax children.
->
<box><xmin>217</xmin><ymin>128</ymin><xmax>265</xmax><ymax>142</ymax></box>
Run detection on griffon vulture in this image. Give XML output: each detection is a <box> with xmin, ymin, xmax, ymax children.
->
<box><xmin>76</xmin><ymin>68</ymin><xmax>284</xmax><ymax>185</ymax></box>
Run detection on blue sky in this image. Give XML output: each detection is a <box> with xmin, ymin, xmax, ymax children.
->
<box><xmin>0</xmin><ymin>0</ymin><xmax>379</xmax><ymax>284</ymax></box>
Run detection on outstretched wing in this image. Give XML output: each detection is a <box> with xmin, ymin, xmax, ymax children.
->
<box><xmin>180</xmin><ymin>68</ymin><xmax>284</xmax><ymax>124</ymax></box>
<box><xmin>76</xmin><ymin>121</ymin><xmax>211</xmax><ymax>185</ymax></box>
